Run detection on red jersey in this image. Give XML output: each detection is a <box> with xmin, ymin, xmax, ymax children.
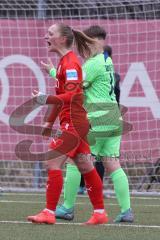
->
<box><xmin>48</xmin><ymin>51</ymin><xmax>87</xmax><ymax>127</ymax></box>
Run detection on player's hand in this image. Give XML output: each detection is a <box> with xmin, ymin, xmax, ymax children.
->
<box><xmin>32</xmin><ymin>90</ymin><xmax>47</xmax><ymax>105</ymax></box>
<box><xmin>41</xmin><ymin>58</ymin><xmax>54</xmax><ymax>74</ymax></box>
<box><xmin>41</xmin><ymin>122</ymin><xmax>53</xmax><ymax>139</ymax></box>
<box><xmin>32</xmin><ymin>89</ymin><xmax>40</xmax><ymax>97</ymax></box>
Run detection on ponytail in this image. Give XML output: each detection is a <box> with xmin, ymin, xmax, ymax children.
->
<box><xmin>56</xmin><ymin>23</ymin><xmax>99</xmax><ymax>58</ymax></box>
<box><xmin>72</xmin><ymin>29</ymin><xmax>97</xmax><ymax>58</ymax></box>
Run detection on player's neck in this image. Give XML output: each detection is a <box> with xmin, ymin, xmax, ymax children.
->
<box><xmin>87</xmin><ymin>44</ymin><xmax>103</xmax><ymax>59</ymax></box>
<box><xmin>56</xmin><ymin>48</ymin><xmax>72</xmax><ymax>57</ymax></box>
<box><xmin>96</xmin><ymin>44</ymin><xmax>104</xmax><ymax>53</ymax></box>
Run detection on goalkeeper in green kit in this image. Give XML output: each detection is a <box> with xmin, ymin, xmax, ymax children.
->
<box><xmin>43</xmin><ymin>25</ymin><xmax>134</xmax><ymax>223</ymax></box>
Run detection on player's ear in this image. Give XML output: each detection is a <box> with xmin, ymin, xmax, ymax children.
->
<box><xmin>61</xmin><ymin>35</ymin><xmax>67</xmax><ymax>45</ymax></box>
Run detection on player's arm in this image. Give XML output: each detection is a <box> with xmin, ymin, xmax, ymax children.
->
<box><xmin>82</xmin><ymin>58</ymin><xmax>99</xmax><ymax>86</ymax></box>
<box><xmin>33</xmin><ymin>63</ymin><xmax>82</xmax><ymax>127</ymax></box>
<box><xmin>32</xmin><ymin>65</ymin><xmax>82</xmax><ymax>133</ymax></box>
<box><xmin>40</xmin><ymin>58</ymin><xmax>58</xmax><ymax>130</ymax></box>
<box><xmin>41</xmin><ymin>121</ymin><xmax>53</xmax><ymax>138</ymax></box>
<box><xmin>32</xmin><ymin>77</ymin><xmax>81</xmax><ymax>127</ymax></box>
<box><xmin>32</xmin><ymin>90</ymin><xmax>63</xmax><ymax>137</ymax></box>
<box><xmin>41</xmin><ymin>104</ymin><xmax>62</xmax><ymax>137</ymax></box>
<box><xmin>41</xmin><ymin>58</ymin><xmax>56</xmax><ymax>78</ymax></box>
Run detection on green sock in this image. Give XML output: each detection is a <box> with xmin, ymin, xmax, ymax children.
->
<box><xmin>110</xmin><ymin>168</ymin><xmax>131</xmax><ymax>213</ymax></box>
<box><xmin>63</xmin><ymin>163</ymin><xmax>81</xmax><ymax>209</ymax></box>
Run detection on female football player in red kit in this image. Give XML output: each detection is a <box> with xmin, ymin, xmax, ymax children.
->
<box><xmin>27</xmin><ymin>23</ymin><xmax>108</xmax><ymax>225</ymax></box>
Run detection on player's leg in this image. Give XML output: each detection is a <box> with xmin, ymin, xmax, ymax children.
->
<box><xmin>63</xmin><ymin>160</ymin><xmax>81</xmax><ymax>209</ymax></box>
<box><xmin>55</xmin><ymin>159</ymin><xmax>81</xmax><ymax>220</ymax></box>
<box><xmin>27</xmin><ymin>130</ymin><xmax>78</xmax><ymax>224</ymax></box>
<box><xmin>27</xmin><ymin>154</ymin><xmax>67</xmax><ymax>224</ymax></box>
<box><xmin>75</xmin><ymin>153</ymin><xmax>108</xmax><ymax>225</ymax></box>
<box><xmin>55</xmin><ymin>139</ymin><xmax>90</xmax><ymax>220</ymax></box>
<box><xmin>78</xmin><ymin>174</ymin><xmax>86</xmax><ymax>194</ymax></box>
<box><xmin>102</xmin><ymin>136</ymin><xmax>134</xmax><ymax>223</ymax></box>
<box><xmin>104</xmin><ymin>157</ymin><xmax>134</xmax><ymax>222</ymax></box>
<box><xmin>78</xmin><ymin>155</ymin><xmax>105</xmax><ymax>195</ymax></box>
<box><xmin>90</xmin><ymin>139</ymin><xmax>105</xmax><ymax>183</ymax></box>
<box><xmin>94</xmin><ymin>156</ymin><xmax>105</xmax><ymax>181</ymax></box>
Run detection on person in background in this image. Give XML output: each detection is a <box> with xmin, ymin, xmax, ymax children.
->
<box><xmin>78</xmin><ymin>44</ymin><xmax>121</xmax><ymax>195</ymax></box>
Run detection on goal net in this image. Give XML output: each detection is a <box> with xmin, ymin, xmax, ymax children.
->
<box><xmin>0</xmin><ymin>0</ymin><xmax>160</xmax><ymax>193</ymax></box>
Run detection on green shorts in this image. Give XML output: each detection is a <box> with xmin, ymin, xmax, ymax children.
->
<box><xmin>89</xmin><ymin>135</ymin><xmax>121</xmax><ymax>158</ymax></box>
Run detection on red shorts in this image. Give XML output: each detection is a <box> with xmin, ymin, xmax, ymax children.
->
<box><xmin>49</xmin><ymin>123</ymin><xmax>90</xmax><ymax>158</ymax></box>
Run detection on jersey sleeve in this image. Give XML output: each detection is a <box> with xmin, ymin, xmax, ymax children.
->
<box><xmin>46</xmin><ymin>104</ymin><xmax>61</xmax><ymax>123</ymax></box>
<box><xmin>56</xmin><ymin>62</ymin><xmax>82</xmax><ymax>103</ymax></box>
<box><xmin>82</xmin><ymin>58</ymin><xmax>99</xmax><ymax>83</ymax></box>
<box><xmin>46</xmin><ymin>60</ymin><xmax>83</xmax><ymax>123</ymax></box>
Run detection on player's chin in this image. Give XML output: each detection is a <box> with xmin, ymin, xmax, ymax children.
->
<box><xmin>48</xmin><ymin>47</ymin><xmax>55</xmax><ymax>52</ymax></box>
<box><xmin>48</xmin><ymin>47</ymin><xmax>52</xmax><ymax>52</ymax></box>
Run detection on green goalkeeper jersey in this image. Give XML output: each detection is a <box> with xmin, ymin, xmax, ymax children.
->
<box><xmin>82</xmin><ymin>53</ymin><xmax>121</xmax><ymax>133</ymax></box>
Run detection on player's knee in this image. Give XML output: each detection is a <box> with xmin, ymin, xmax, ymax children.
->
<box><xmin>45</xmin><ymin>159</ymin><xmax>63</xmax><ymax>170</ymax></box>
<box><xmin>104</xmin><ymin>158</ymin><xmax>121</xmax><ymax>175</ymax></box>
<box><xmin>76</xmin><ymin>161</ymin><xmax>94</xmax><ymax>174</ymax></box>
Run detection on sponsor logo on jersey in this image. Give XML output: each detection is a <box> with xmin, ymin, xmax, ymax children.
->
<box><xmin>66</xmin><ymin>69</ymin><xmax>78</xmax><ymax>80</ymax></box>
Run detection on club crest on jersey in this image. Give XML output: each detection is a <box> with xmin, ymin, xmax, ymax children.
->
<box><xmin>66</xmin><ymin>69</ymin><xmax>78</xmax><ymax>80</ymax></box>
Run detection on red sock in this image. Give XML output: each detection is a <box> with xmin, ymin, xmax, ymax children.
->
<box><xmin>83</xmin><ymin>168</ymin><xmax>104</xmax><ymax>210</ymax></box>
<box><xmin>46</xmin><ymin>169</ymin><xmax>63</xmax><ymax>211</ymax></box>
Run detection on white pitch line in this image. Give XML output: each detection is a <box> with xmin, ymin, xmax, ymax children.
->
<box><xmin>131</xmin><ymin>196</ymin><xmax>160</xmax><ymax>200</ymax></box>
<box><xmin>0</xmin><ymin>221</ymin><xmax>160</xmax><ymax>229</ymax></box>
<box><xmin>0</xmin><ymin>200</ymin><xmax>45</xmax><ymax>204</ymax></box>
<box><xmin>3</xmin><ymin>193</ymin><xmax>45</xmax><ymax>196</ymax></box>
<box><xmin>2</xmin><ymin>193</ymin><xmax>160</xmax><ymax>200</ymax></box>
<box><xmin>0</xmin><ymin>200</ymin><xmax>160</xmax><ymax>207</ymax></box>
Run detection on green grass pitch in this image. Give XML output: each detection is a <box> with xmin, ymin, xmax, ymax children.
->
<box><xmin>0</xmin><ymin>193</ymin><xmax>160</xmax><ymax>240</ymax></box>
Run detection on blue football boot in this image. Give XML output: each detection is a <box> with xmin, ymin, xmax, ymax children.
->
<box><xmin>55</xmin><ymin>205</ymin><xmax>74</xmax><ymax>221</ymax></box>
<box><xmin>114</xmin><ymin>208</ymin><xmax>134</xmax><ymax>223</ymax></box>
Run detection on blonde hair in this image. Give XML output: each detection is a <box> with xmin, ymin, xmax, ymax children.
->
<box><xmin>56</xmin><ymin>23</ymin><xmax>98</xmax><ymax>58</ymax></box>
<box><xmin>72</xmin><ymin>29</ymin><xmax>97</xmax><ymax>58</ymax></box>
